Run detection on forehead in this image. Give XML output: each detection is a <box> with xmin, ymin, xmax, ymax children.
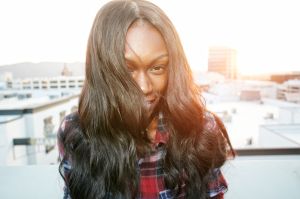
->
<box><xmin>124</xmin><ymin>20</ymin><xmax>168</xmax><ymax>60</ymax></box>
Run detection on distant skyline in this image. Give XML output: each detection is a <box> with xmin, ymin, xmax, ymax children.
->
<box><xmin>0</xmin><ymin>0</ymin><xmax>300</xmax><ymax>75</ymax></box>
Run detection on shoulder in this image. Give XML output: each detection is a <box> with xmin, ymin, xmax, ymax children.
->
<box><xmin>58</xmin><ymin>112</ymin><xmax>80</xmax><ymax>135</ymax></box>
<box><xmin>57</xmin><ymin>112</ymin><xmax>80</xmax><ymax>159</ymax></box>
<box><xmin>207</xmin><ymin>168</ymin><xmax>228</xmax><ymax>198</ymax></box>
<box><xmin>203</xmin><ymin>112</ymin><xmax>229</xmax><ymax>198</ymax></box>
<box><xmin>201</xmin><ymin>110</ymin><xmax>230</xmax><ymax>155</ymax></box>
<box><xmin>57</xmin><ymin>112</ymin><xmax>80</xmax><ymax>147</ymax></box>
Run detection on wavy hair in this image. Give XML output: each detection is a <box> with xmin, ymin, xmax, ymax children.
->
<box><xmin>59</xmin><ymin>0</ymin><xmax>235</xmax><ymax>198</ymax></box>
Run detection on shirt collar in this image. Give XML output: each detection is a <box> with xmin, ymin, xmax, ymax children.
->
<box><xmin>153</xmin><ymin>112</ymin><xmax>169</xmax><ymax>146</ymax></box>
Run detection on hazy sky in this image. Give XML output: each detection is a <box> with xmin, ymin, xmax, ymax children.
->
<box><xmin>0</xmin><ymin>0</ymin><xmax>300</xmax><ymax>75</ymax></box>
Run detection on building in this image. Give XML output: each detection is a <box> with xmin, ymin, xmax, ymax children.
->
<box><xmin>61</xmin><ymin>63</ymin><xmax>73</xmax><ymax>76</ymax></box>
<box><xmin>240</xmin><ymin>90</ymin><xmax>261</xmax><ymax>101</ymax></box>
<box><xmin>277</xmin><ymin>79</ymin><xmax>300</xmax><ymax>103</ymax></box>
<box><xmin>0</xmin><ymin>77</ymin><xmax>298</xmax><ymax>199</ymax></box>
<box><xmin>1</xmin><ymin>78</ymin><xmax>299</xmax><ymax>198</ymax></box>
<box><xmin>270</xmin><ymin>72</ymin><xmax>300</xmax><ymax>83</ymax></box>
<box><xmin>239</xmin><ymin>80</ymin><xmax>278</xmax><ymax>100</ymax></box>
<box><xmin>259</xmin><ymin>124</ymin><xmax>300</xmax><ymax>148</ymax></box>
<box><xmin>5</xmin><ymin>76</ymin><xmax>84</xmax><ymax>90</ymax></box>
<box><xmin>208</xmin><ymin>46</ymin><xmax>237</xmax><ymax>79</ymax></box>
<box><xmin>203</xmin><ymin>79</ymin><xmax>277</xmax><ymax>103</ymax></box>
<box><xmin>0</xmin><ymin>92</ymin><xmax>79</xmax><ymax>165</ymax></box>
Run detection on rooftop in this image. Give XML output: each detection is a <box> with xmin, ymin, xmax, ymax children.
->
<box><xmin>1</xmin><ymin>150</ymin><xmax>299</xmax><ymax>199</ymax></box>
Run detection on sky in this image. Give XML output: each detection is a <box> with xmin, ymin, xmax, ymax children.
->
<box><xmin>0</xmin><ymin>0</ymin><xmax>300</xmax><ymax>75</ymax></box>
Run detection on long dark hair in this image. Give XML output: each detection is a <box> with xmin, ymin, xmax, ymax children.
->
<box><xmin>59</xmin><ymin>0</ymin><xmax>235</xmax><ymax>198</ymax></box>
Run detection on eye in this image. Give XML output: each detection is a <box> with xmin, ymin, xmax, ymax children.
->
<box><xmin>150</xmin><ymin>65</ymin><xmax>166</xmax><ymax>75</ymax></box>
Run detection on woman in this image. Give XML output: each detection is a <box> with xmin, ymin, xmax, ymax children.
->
<box><xmin>58</xmin><ymin>0</ymin><xmax>235</xmax><ymax>198</ymax></box>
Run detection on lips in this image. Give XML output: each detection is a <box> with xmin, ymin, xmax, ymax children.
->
<box><xmin>144</xmin><ymin>97</ymin><xmax>160</xmax><ymax>117</ymax></box>
<box><xmin>146</xmin><ymin>98</ymin><xmax>156</xmax><ymax>104</ymax></box>
<box><xmin>144</xmin><ymin>97</ymin><xmax>156</xmax><ymax>109</ymax></box>
<box><xmin>145</xmin><ymin>95</ymin><xmax>158</xmax><ymax>105</ymax></box>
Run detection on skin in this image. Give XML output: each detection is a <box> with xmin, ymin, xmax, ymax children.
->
<box><xmin>124</xmin><ymin>20</ymin><xmax>169</xmax><ymax>140</ymax></box>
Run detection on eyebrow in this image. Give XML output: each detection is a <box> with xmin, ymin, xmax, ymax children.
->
<box><xmin>152</xmin><ymin>54</ymin><xmax>169</xmax><ymax>63</ymax></box>
<box><xmin>125</xmin><ymin>54</ymin><xmax>169</xmax><ymax>65</ymax></box>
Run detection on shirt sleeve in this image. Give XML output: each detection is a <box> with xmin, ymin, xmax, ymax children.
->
<box><xmin>207</xmin><ymin>168</ymin><xmax>228</xmax><ymax>198</ymax></box>
<box><xmin>203</xmin><ymin>111</ymin><xmax>229</xmax><ymax>198</ymax></box>
<box><xmin>57</xmin><ymin>116</ymin><xmax>73</xmax><ymax>199</ymax></box>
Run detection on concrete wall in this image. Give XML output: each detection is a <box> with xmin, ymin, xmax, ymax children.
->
<box><xmin>1</xmin><ymin>155</ymin><xmax>299</xmax><ymax>199</ymax></box>
<box><xmin>0</xmin><ymin>97</ymin><xmax>79</xmax><ymax>165</ymax></box>
<box><xmin>0</xmin><ymin>116</ymin><xmax>26</xmax><ymax>165</ymax></box>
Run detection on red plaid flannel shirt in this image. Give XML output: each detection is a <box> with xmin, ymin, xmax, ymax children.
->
<box><xmin>58</xmin><ymin>112</ymin><xmax>228</xmax><ymax>199</ymax></box>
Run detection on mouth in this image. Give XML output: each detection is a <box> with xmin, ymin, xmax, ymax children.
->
<box><xmin>144</xmin><ymin>97</ymin><xmax>161</xmax><ymax>117</ymax></box>
<box><xmin>146</xmin><ymin>98</ymin><xmax>156</xmax><ymax>104</ymax></box>
<box><xmin>146</xmin><ymin>94</ymin><xmax>160</xmax><ymax>105</ymax></box>
<box><xmin>144</xmin><ymin>97</ymin><xmax>157</xmax><ymax>109</ymax></box>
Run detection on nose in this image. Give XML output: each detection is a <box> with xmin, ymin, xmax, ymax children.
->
<box><xmin>135</xmin><ymin>72</ymin><xmax>153</xmax><ymax>95</ymax></box>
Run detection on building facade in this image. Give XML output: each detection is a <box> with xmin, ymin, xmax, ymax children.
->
<box><xmin>0</xmin><ymin>94</ymin><xmax>79</xmax><ymax>165</ymax></box>
<box><xmin>5</xmin><ymin>76</ymin><xmax>84</xmax><ymax>90</ymax></box>
<box><xmin>208</xmin><ymin>46</ymin><xmax>237</xmax><ymax>79</ymax></box>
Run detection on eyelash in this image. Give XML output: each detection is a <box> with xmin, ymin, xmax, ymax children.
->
<box><xmin>126</xmin><ymin>65</ymin><xmax>167</xmax><ymax>74</ymax></box>
<box><xmin>150</xmin><ymin>65</ymin><xmax>165</xmax><ymax>74</ymax></box>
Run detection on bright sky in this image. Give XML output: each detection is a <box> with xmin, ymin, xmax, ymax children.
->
<box><xmin>0</xmin><ymin>0</ymin><xmax>299</xmax><ymax>75</ymax></box>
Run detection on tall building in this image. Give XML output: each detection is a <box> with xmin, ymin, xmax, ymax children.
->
<box><xmin>208</xmin><ymin>46</ymin><xmax>237</xmax><ymax>79</ymax></box>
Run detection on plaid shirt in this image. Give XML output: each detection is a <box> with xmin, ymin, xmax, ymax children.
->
<box><xmin>58</xmin><ymin>112</ymin><xmax>228</xmax><ymax>199</ymax></box>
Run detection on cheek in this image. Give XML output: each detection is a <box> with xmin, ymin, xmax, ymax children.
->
<box><xmin>153</xmin><ymin>75</ymin><xmax>168</xmax><ymax>94</ymax></box>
